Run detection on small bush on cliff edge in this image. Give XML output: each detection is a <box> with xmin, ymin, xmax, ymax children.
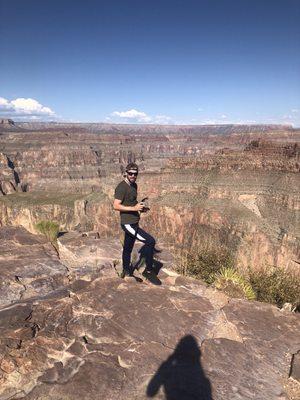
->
<box><xmin>176</xmin><ymin>247</ymin><xmax>256</xmax><ymax>301</ymax></box>
<box><xmin>248</xmin><ymin>266</ymin><xmax>300</xmax><ymax>310</ymax></box>
<box><xmin>35</xmin><ymin>220</ymin><xmax>60</xmax><ymax>250</ymax></box>
<box><xmin>176</xmin><ymin>246</ymin><xmax>300</xmax><ymax>308</ymax></box>
<box><xmin>176</xmin><ymin>245</ymin><xmax>235</xmax><ymax>284</ymax></box>
<box><xmin>214</xmin><ymin>267</ymin><xmax>256</xmax><ymax>300</ymax></box>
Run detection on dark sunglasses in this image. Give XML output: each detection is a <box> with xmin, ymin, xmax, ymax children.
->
<box><xmin>127</xmin><ymin>171</ymin><xmax>138</xmax><ymax>176</ymax></box>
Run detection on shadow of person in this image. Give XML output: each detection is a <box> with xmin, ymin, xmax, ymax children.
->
<box><xmin>134</xmin><ymin>245</ymin><xmax>163</xmax><ymax>275</ymax></box>
<box><xmin>152</xmin><ymin>259</ymin><xmax>163</xmax><ymax>275</ymax></box>
<box><xmin>146</xmin><ymin>335</ymin><xmax>212</xmax><ymax>400</ymax></box>
<box><xmin>132</xmin><ymin>245</ymin><xmax>147</xmax><ymax>270</ymax></box>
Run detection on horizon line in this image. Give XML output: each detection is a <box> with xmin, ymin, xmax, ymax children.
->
<box><xmin>7</xmin><ymin>120</ymin><xmax>296</xmax><ymax>128</ymax></box>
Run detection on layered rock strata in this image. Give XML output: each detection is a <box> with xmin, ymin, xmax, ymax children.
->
<box><xmin>0</xmin><ymin>126</ymin><xmax>299</xmax><ymax>273</ymax></box>
<box><xmin>0</xmin><ymin>125</ymin><xmax>299</xmax><ymax>195</ymax></box>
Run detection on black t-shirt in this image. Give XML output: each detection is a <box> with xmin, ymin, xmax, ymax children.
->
<box><xmin>114</xmin><ymin>180</ymin><xmax>140</xmax><ymax>225</ymax></box>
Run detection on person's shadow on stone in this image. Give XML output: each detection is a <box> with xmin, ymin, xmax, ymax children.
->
<box><xmin>134</xmin><ymin>245</ymin><xmax>163</xmax><ymax>276</ymax></box>
<box><xmin>146</xmin><ymin>335</ymin><xmax>212</xmax><ymax>400</ymax></box>
<box><xmin>133</xmin><ymin>245</ymin><xmax>163</xmax><ymax>285</ymax></box>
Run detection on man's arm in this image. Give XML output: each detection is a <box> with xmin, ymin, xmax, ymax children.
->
<box><xmin>113</xmin><ymin>199</ymin><xmax>144</xmax><ymax>212</ymax></box>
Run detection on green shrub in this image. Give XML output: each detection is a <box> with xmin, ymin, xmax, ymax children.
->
<box><xmin>214</xmin><ymin>267</ymin><xmax>256</xmax><ymax>300</ymax></box>
<box><xmin>176</xmin><ymin>245</ymin><xmax>300</xmax><ymax>310</ymax></box>
<box><xmin>248</xmin><ymin>266</ymin><xmax>300</xmax><ymax>310</ymax></box>
<box><xmin>176</xmin><ymin>245</ymin><xmax>234</xmax><ymax>284</ymax></box>
<box><xmin>35</xmin><ymin>220</ymin><xmax>60</xmax><ymax>244</ymax></box>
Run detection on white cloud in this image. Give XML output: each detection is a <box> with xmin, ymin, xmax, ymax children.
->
<box><xmin>153</xmin><ymin>114</ymin><xmax>172</xmax><ymax>124</ymax></box>
<box><xmin>112</xmin><ymin>109</ymin><xmax>148</xmax><ymax>120</ymax></box>
<box><xmin>279</xmin><ymin>111</ymin><xmax>300</xmax><ymax>127</ymax></box>
<box><xmin>202</xmin><ymin>119</ymin><xmax>217</xmax><ymax>124</ymax></box>
<box><xmin>11</xmin><ymin>98</ymin><xmax>54</xmax><ymax>115</ymax></box>
<box><xmin>235</xmin><ymin>120</ymin><xmax>257</xmax><ymax>124</ymax></box>
<box><xmin>110</xmin><ymin>109</ymin><xmax>173</xmax><ymax>124</ymax></box>
<box><xmin>198</xmin><ymin>107</ymin><xmax>204</xmax><ymax>112</ymax></box>
<box><xmin>0</xmin><ymin>97</ymin><xmax>56</xmax><ymax>120</ymax></box>
<box><xmin>196</xmin><ymin>118</ymin><xmax>258</xmax><ymax>125</ymax></box>
<box><xmin>0</xmin><ymin>97</ymin><xmax>9</xmax><ymax>107</ymax></box>
<box><xmin>282</xmin><ymin>114</ymin><xmax>293</xmax><ymax>120</ymax></box>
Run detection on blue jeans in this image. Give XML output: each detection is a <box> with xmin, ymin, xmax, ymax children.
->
<box><xmin>121</xmin><ymin>223</ymin><xmax>156</xmax><ymax>272</ymax></box>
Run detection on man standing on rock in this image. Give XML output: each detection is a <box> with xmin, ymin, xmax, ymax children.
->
<box><xmin>113</xmin><ymin>162</ymin><xmax>158</xmax><ymax>280</ymax></box>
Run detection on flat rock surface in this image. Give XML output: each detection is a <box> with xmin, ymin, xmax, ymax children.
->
<box><xmin>58</xmin><ymin>231</ymin><xmax>174</xmax><ymax>279</ymax></box>
<box><xmin>0</xmin><ymin>227</ymin><xmax>69</xmax><ymax>308</ymax></box>
<box><xmin>0</xmin><ymin>227</ymin><xmax>299</xmax><ymax>400</ymax></box>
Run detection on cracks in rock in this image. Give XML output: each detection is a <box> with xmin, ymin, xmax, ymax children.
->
<box><xmin>24</xmin><ymin>310</ymin><xmax>32</xmax><ymax>322</ymax></box>
<box><xmin>51</xmin><ymin>242</ymin><xmax>61</xmax><ymax>259</ymax></box>
<box><xmin>112</xmin><ymin>260</ymin><xmax>121</xmax><ymax>277</ymax></box>
<box><xmin>82</xmin><ymin>335</ymin><xmax>89</xmax><ymax>344</ymax></box>
<box><xmin>23</xmin><ymin>310</ymin><xmax>42</xmax><ymax>339</ymax></box>
<box><xmin>14</xmin><ymin>275</ymin><xmax>27</xmax><ymax>300</ymax></box>
<box><xmin>45</xmin><ymin>246</ymin><xmax>73</xmax><ymax>283</ymax></box>
<box><xmin>5</xmin><ymin>339</ymin><xmax>22</xmax><ymax>350</ymax></box>
<box><xmin>289</xmin><ymin>350</ymin><xmax>300</xmax><ymax>379</ymax></box>
<box><xmin>150</xmin><ymin>340</ymin><xmax>175</xmax><ymax>352</ymax></box>
<box><xmin>42</xmin><ymin>241</ymin><xmax>61</xmax><ymax>261</ymax></box>
<box><xmin>64</xmin><ymin>265</ymin><xmax>72</xmax><ymax>283</ymax></box>
<box><xmin>83</xmin><ymin>199</ymin><xmax>88</xmax><ymax>214</ymax></box>
<box><xmin>30</xmin><ymin>323</ymin><xmax>41</xmax><ymax>338</ymax></box>
<box><xmin>15</xmin><ymin>275</ymin><xmax>24</xmax><ymax>285</ymax></box>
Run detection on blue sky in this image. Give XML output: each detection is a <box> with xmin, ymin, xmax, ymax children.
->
<box><xmin>0</xmin><ymin>0</ymin><xmax>299</xmax><ymax>126</ymax></box>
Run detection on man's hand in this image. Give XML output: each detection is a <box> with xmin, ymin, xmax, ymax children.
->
<box><xmin>133</xmin><ymin>203</ymin><xmax>144</xmax><ymax>212</ymax></box>
<box><xmin>113</xmin><ymin>199</ymin><xmax>144</xmax><ymax>212</ymax></box>
<box><xmin>139</xmin><ymin>201</ymin><xmax>150</xmax><ymax>213</ymax></box>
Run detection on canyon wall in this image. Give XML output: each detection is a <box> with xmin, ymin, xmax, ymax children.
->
<box><xmin>0</xmin><ymin>123</ymin><xmax>299</xmax><ymax>273</ymax></box>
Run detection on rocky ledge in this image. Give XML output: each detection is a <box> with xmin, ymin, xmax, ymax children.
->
<box><xmin>0</xmin><ymin>227</ymin><xmax>299</xmax><ymax>400</ymax></box>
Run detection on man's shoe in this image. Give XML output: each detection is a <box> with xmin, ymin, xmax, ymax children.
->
<box><xmin>120</xmin><ymin>268</ymin><xmax>133</xmax><ymax>279</ymax></box>
<box><xmin>142</xmin><ymin>269</ymin><xmax>162</xmax><ymax>285</ymax></box>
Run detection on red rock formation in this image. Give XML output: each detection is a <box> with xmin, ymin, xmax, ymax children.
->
<box><xmin>0</xmin><ymin>227</ymin><xmax>299</xmax><ymax>400</ymax></box>
<box><xmin>0</xmin><ymin>125</ymin><xmax>299</xmax><ymax>273</ymax></box>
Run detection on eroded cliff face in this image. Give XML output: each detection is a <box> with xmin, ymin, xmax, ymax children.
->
<box><xmin>143</xmin><ymin>203</ymin><xmax>299</xmax><ymax>273</ymax></box>
<box><xmin>0</xmin><ymin>226</ymin><xmax>299</xmax><ymax>400</ymax></box>
<box><xmin>0</xmin><ymin>191</ymin><xmax>117</xmax><ymax>237</ymax></box>
<box><xmin>137</xmin><ymin>140</ymin><xmax>300</xmax><ymax>272</ymax></box>
<box><xmin>0</xmin><ymin>152</ymin><xmax>21</xmax><ymax>195</ymax></box>
<box><xmin>0</xmin><ymin>126</ymin><xmax>299</xmax><ymax>193</ymax></box>
<box><xmin>0</xmin><ymin>192</ymin><xmax>83</xmax><ymax>232</ymax></box>
<box><xmin>0</xmin><ymin>126</ymin><xmax>299</xmax><ymax>273</ymax></box>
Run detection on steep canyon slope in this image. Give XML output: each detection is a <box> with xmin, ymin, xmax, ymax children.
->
<box><xmin>0</xmin><ymin>123</ymin><xmax>299</xmax><ymax>272</ymax></box>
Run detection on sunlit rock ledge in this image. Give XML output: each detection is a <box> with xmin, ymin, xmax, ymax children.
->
<box><xmin>0</xmin><ymin>226</ymin><xmax>299</xmax><ymax>400</ymax></box>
